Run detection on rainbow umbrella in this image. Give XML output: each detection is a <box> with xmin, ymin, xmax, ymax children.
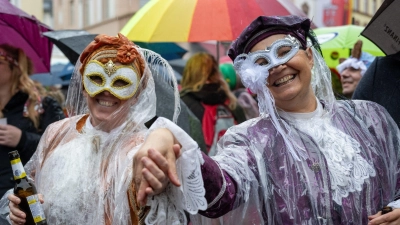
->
<box><xmin>314</xmin><ymin>25</ymin><xmax>385</xmax><ymax>73</ymax></box>
<box><xmin>121</xmin><ymin>0</ymin><xmax>309</xmax><ymax>42</ymax></box>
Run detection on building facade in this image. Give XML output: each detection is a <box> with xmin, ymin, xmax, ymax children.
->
<box><xmin>352</xmin><ymin>0</ymin><xmax>384</xmax><ymax>26</ymax></box>
<box><xmin>290</xmin><ymin>0</ymin><xmax>384</xmax><ymax>27</ymax></box>
<box><xmin>52</xmin><ymin>0</ymin><xmax>146</xmax><ymax>36</ymax></box>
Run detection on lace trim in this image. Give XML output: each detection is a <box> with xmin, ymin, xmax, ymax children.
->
<box><xmin>207</xmin><ymin>162</ymin><xmax>226</xmax><ymax>209</ymax></box>
<box><xmin>145</xmin><ymin>117</ymin><xmax>207</xmax><ymax>224</ymax></box>
<box><xmin>289</xmin><ymin>112</ymin><xmax>376</xmax><ymax>205</ymax></box>
<box><xmin>388</xmin><ymin>199</ymin><xmax>400</xmax><ymax>209</ymax></box>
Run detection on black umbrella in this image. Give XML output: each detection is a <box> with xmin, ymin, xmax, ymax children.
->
<box><xmin>45</xmin><ymin>30</ymin><xmax>188</xmax><ymax>64</ymax></box>
<box><xmin>151</xmin><ymin>71</ymin><xmax>206</xmax><ymax>152</ymax></box>
<box><xmin>361</xmin><ymin>0</ymin><xmax>400</xmax><ymax>55</ymax></box>
<box><xmin>44</xmin><ymin>30</ymin><xmax>97</xmax><ymax>65</ymax></box>
<box><xmin>168</xmin><ymin>59</ymin><xmax>187</xmax><ymax>74</ymax></box>
<box><xmin>135</xmin><ymin>42</ymin><xmax>187</xmax><ymax>61</ymax></box>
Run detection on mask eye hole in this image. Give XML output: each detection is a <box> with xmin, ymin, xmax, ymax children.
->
<box><xmin>277</xmin><ymin>46</ymin><xmax>292</xmax><ymax>58</ymax></box>
<box><xmin>112</xmin><ymin>78</ymin><xmax>131</xmax><ymax>88</ymax></box>
<box><xmin>88</xmin><ymin>75</ymin><xmax>104</xmax><ymax>85</ymax></box>
<box><xmin>255</xmin><ymin>58</ymin><xmax>269</xmax><ymax>66</ymax></box>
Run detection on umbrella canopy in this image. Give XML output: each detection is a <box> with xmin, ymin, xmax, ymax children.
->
<box><xmin>361</xmin><ymin>0</ymin><xmax>399</xmax><ymax>55</ymax></box>
<box><xmin>151</xmin><ymin>69</ymin><xmax>206</xmax><ymax>151</ymax></box>
<box><xmin>135</xmin><ymin>42</ymin><xmax>187</xmax><ymax>60</ymax></box>
<box><xmin>0</xmin><ymin>0</ymin><xmax>53</xmax><ymax>73</ymax></box>
<box><xmin>121</xmin><ymin>0</ymin><xmax>310</xmax><ymax>42</ymax></box>
<box><xmin>43</xmin><ymin>30</ymin><xmax>97</xmax><ymax>65</ymax></box>
<box><xmin>44</xmin><ymin>30</ymin><xmax>188</xmax><ymax>64</ymax></box>
<box><xmin>55</xmin><ymin>63</ymin><xmax>74</xmax><ymax>86</ymax></box>
<box><xmin>314</xmin><ymin>25</ymin><xmax>385</xmax><ymax>70</ymax></box>
<box><xmin>30</xmin><ymin>73</ymin><xmax>64</xmax><ymax>87</ymax></box>
<box><xmin>168</xmin><ymin>59</ymin><xmax>187</xmax><ymax>74</ymax></box>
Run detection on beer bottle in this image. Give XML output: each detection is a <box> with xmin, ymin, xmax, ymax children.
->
<box><xmin>9</xmin><ymin>150</ymin><xmax>47</xmax><ymax>225</ymax></box>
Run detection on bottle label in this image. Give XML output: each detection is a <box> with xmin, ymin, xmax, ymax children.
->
<box><xmin>27</xmin><ymin>195</ymin><xmax>46</xmax><ymax>223</ymax></box>
<box><xmin>10</xmin><ymin>158</ymin><xmax>26</xmax><ymax>179</ymax></box>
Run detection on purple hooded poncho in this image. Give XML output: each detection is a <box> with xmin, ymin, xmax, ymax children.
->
<box><xmin>186</xmin><ymin>15</ymin><xmax>400</xmax><ymax>225</ymax></box>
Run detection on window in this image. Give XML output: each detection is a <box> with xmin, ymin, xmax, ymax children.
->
<box><xmin>364</xmin><ymin>0</ymin><xmax>369</xmax><ymax>14</ymax></box>
<box><xmin>70</xmin><ymin>0</ymin><xmax>74</xmax><ymax>25</ymax></box>
<box><xmin>106</xmin><ymin>0</ymin><xmax>115</xmax><ymax>19</ymax></box>
<box><xmin>353</xmin><ymin>0</ymin><xmax>359</xmax><ymax>11</ymax></box>
<box><xmin>97</xmin><ymin>0</ymin><xmax>102</xmax><ymax>23</ymax></box>
<box><xmin>372</xmin><ymin>0</ymin><xmax>377</xmax><ymax>12</ymax></box>
<box><xmin>84</xmin><ymin>0</ymin><xmax>90</xmax><ymax>26</ymax></box>
<box><xmin>78</xmin><ymin>0</ymin><xmax>83</xmax><ymax>28</ymax></box>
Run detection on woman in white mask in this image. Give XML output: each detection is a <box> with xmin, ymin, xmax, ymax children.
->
<box><xmin>133</xmin><ymin>15</ymin><xmax>400</xmax><ymax>225</ymax></box>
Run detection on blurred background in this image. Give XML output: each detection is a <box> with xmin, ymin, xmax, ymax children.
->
<box><xmin>6</xmin><ymin>0</ymin><xmax>387</xmax><ymax>94</ymax></box>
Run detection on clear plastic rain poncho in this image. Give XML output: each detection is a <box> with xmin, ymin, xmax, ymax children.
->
<box><xmin>0</xmin><ymin>34</ymin><xmax>207</xmax><ymax>225</ymax></box>
<box><xmin>183</xmin><ymin>19</ymin><xmax>400</xmax><ymax>224</ymax></box>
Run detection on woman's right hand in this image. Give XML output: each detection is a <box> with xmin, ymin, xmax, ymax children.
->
<box><xmin>8</xmin><ymin>194</ymin><xmax>25</xmax><ymax>225</ymax></box>
<box><xmin>8</xmin><ymin>194</ymin><xmax>44</xmax><ymax>225</ymax></box>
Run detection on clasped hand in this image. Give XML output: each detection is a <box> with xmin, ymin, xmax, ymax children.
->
<box><xmin>133</xmin><ymin>128</ymin><xmax>182</xmax><ymax>206</ymax></box>
<box><xmin>368</xmin><ymin>208</ymin><xmax>400</xmax><ymax>225</ymax></box>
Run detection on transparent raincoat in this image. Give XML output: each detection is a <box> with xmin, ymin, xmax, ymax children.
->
<box><xmin>0</xmin><ymin>34</ymin><xmax>207</xmax><ymax>225</ymax></box>
<box><xmin>183</xmin><ymin>38</ymin><xmax>400</xmax><ymax>225</ymax></box>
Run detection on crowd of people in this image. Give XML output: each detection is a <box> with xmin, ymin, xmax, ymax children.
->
<box><xmin>1</xmin><ymin>12</ymin><xmax>400</xmax><ymax>225</ymax></box>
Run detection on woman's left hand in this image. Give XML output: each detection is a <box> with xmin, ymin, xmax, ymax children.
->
<box><xmin>368</xmin><ymin>208</ymin><xmax>400</xmax><ymax>225</ymax></box>
<box><xmin>0</xmin><ymin>125</ymin><xmax>22</xmax><ymax>147</ymax></box>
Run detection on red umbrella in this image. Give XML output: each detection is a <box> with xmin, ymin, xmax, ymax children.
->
<box><xmin>0</xmin><ymin>0</ymin><xmax>53</xmax><ymax>73</ymax></box>
<box><xmin>121</xmin><ymin>0</ymin><xmax>313</xmax><ymax>43</ymax></box>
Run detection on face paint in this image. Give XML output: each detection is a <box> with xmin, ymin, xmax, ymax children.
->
<box><xmin>83</xmin><ymin>60</ymin><xmax>140</xmax><ymax>100</ymax></box>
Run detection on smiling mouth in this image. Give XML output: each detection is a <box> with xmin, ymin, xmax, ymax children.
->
<box><xmin>97</xmin><ymin>100</ymin><xmax>117</xmax><ymax>107</ymax></box>
<box><xmin>273</xmin><ymin>75</ymin><xmax>296</xmax><ymax>87</ymax></box>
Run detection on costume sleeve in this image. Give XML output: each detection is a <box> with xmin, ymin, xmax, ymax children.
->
<box><xmin>144</xmin><ymin>117</ymin><xmax>207</xmax><ymax>225</ymax></box>
<box><xmin>198</xmin><ymin>152</ymin><xmax>237</xmax><ymax>218</ymax></box>
<box><xmin>352</xmin><ymin>57</ymin><xmax>378</xmax><ymax>100</ymax></box>
<box><xmin>356</xmin><ymin>101</ymin><xmax>400</xmax><ymax>207</ymax></box>
<box><xmin>197</xmin><ymin>124</ymin><xmax>262</xmax><ymax>220</ymax></box>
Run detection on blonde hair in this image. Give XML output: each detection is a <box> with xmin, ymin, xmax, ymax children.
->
<box><xmin>181</xmin><ymin>52</ymin><xmax>237</xmax><ymax>110</ymax></box>
<box><xmin>0</xmin><ymin>44</ymin><xmax>43</xmax><ymax>128</ymax></box>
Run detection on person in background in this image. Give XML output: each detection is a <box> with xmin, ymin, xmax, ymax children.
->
<box><xmin>0</xmin><ymin>44</ymin><xmax>65</xmax><ymax>198</ymax></box>
<box><xmin>133</xmin><ymin>15</ymin><xmax>400</xmax><ymax>225</ymax></box>
<box><xmin>48</xmin><ymin>85</ymin><xmax>67</xmax><ymax>117</ymax></box>
<box><xmin>219</xmin><ymin>63</ymin><xmax>259</xmax><ymax>120</ymax></box>
<box><xmin>352</xmin><ymin>50</ymin><xmax>400</xmax><ymax>128</ymax></box>
<box><xmin>336</xmin><ymin>40</ymin><xmax>375</xmax><ymax>98</ymax></box>
<box><xmin>180</xmin><ymin>52</ymin><xmax>245</xmax><ymax>155</ymax></box>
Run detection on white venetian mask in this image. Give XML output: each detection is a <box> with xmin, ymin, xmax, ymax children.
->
<box><xmin>83</xmin><ymin>60</ymin><xmax>140</xmax><ymax>100</ymax></box>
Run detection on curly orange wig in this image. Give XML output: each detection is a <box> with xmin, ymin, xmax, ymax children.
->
<box><xmin>79</xmin><ymin>33</ymin><xmax>145</xmax><ymax>77</ymax></box>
